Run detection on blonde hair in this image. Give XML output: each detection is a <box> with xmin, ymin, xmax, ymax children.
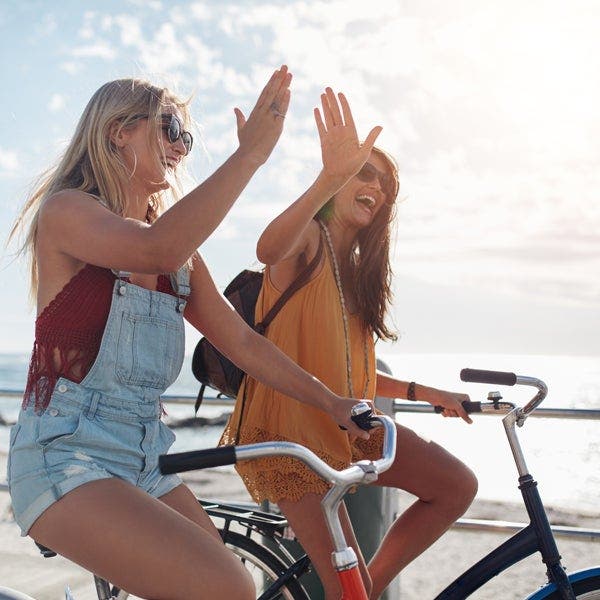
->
<box><xmin>9</xmin><ymin>78</ymin><xmax>192</xmax><ymax>297</ymax></box>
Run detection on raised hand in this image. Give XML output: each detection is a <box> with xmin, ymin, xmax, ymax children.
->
<box><xmin>234</xmin><ymin>65</ymin><xmax>292</xmax><ymax>166</ymax></box>
<box><xmin>314</xmin><ymin>87</ymin><xmax>382</xmax><ymax>188</ymax></box>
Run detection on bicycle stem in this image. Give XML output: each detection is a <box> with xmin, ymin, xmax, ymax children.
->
<box><xmin>502</xmin><ymin>375</ymin><xmax>547</xmax><ymax>478</ymax></box>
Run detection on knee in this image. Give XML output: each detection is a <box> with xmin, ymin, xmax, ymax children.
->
<box><xmin>452</xmin><ymin>465</ymin><xmax>478</xmax><ymax>515</ymax></box>
<box><xmin>463</xmin><ymin>466</ymin><xmax>478</xmax><ymax>501</ymax></box>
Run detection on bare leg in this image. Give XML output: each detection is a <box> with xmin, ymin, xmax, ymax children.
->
<box><xmin>158</xmin><ymin>483</ymin><xmax>221</xmax><ymax>541</ymax></box>
<box><xmin>368</xmin><ymin>423</ymin><xmax>478</xmax><ymax>599</ymax></box>
<box><xmin>278</xmin><ymin>493</ymin><xmax>372</xmax><ymax>600</ymax></box>
<box><xmin>29</xmin><ymin>478</ymin><xmax>254</xmax><ymax>600</ymax></box>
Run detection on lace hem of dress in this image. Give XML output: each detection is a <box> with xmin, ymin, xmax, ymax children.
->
<box><xmin>225</xmin><ymin>425</ymin><xmax>383</xmax><ymax>504</ymax></box>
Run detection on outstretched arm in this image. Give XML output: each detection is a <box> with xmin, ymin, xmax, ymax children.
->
<box><xmin>185</xmin><ymin>255</ymin><xmax>371</xmax><ymax>439</ymax></box>
<box><xmin>41</xmin><ymin>66</ymin><xmax>292</xmax><ymax>275</ymax></box>
<box><xmin>256</xmin><ymin>87</ymin><xmax>382</xmax><ymax>267</ymax></box>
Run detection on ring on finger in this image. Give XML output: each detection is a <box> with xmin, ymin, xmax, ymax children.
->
<box><xmin>270</xmin><ymin>102</ymin><xmax>285</xmax><ymax>118</ymax></box>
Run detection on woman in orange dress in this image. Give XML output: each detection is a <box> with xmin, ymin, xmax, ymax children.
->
<box><xmin>221</xmin><ymin>88</ymin><xmax>478</xmax><ymax>599</ymax></box>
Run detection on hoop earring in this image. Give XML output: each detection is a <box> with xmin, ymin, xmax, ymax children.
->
<box><xmin>128</xmin><ymin>147</ymin><xmax>138</xmax><ymax>179</ymax></box>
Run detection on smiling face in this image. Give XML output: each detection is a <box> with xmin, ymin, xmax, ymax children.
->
<box><xmin>332</xmin><ymin>150</ymin><xmax>396</xmax><ymax>230</ymax></box>
<box><xmin>116</xmin><ymin>108</ymin><xmax>189</xmax><ymax>195</ymax></box>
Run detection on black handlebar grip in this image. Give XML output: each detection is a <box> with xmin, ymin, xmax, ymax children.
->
<box><xmin>460</xmin><ymin>368</ymin><xmax>517</xmax><ymax>386</ymax></box>
<box><xmin>434</xmin><ymin>400</ymin><xmax>482</xmax><ymax>414</ymax></box>
<box><xmin>351</xmin><ymin>410</ymin><xmax>376</xmax><ymax>430</ymax></box>
<box><xmin>351</xmin><ymin>401</ymin><xmax>376</xmax><ymax>430</ymax></box>
<box><xmin>159</xmin><ymin>446</ymin><xmax>236</xmax><ymax>475</ymax></box>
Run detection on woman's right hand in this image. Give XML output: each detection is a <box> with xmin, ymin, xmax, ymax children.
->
<box><xmin>329</xmin><ymin>396</ymin><xmax>373</xmax><ymax>440</ymax></box>
<box><xmin>234</xmin><ymin>65</ymin><xmax>292</xmax><ymax>166</ymax></box>
<box><xmin>314</xmin><ymin>87</ymin><xmax>382</xmax><ymax>189</ymax></box>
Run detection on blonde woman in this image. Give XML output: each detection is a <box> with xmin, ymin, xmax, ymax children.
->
<box><xmin>6</xmin><ymin>68</ymin><xmax>370</xmax><ymax>600</ymax></box>
<box><xmin>221</xmin><ymin>88</ymin><xmax>478</xmax><ymax>599</ymax></box>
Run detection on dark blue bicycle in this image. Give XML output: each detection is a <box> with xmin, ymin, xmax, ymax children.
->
<box><xmin>45</xmin><ymin>369</ymin><xmax>600</xmax><ymax>599</ymax></box>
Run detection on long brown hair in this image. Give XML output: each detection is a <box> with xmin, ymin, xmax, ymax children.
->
<box><xmin>9</xmin><ymin>78</ymin><xmax>191</xmax><ymax>297</ymax></box>
<box><xmin>320</xmin><ymin>147</ymin><xmax>399</xmax><ymax>341</ymax></box>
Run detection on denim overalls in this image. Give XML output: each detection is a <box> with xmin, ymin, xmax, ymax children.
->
<box><xmin>7</xmin><ymin>267</ymin><xmax>190</xmax><ymax>535</ymax></box>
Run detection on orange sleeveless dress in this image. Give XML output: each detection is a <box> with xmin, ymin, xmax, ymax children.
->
<box><xmin>220</xmin><ymin>243</ymin><xmax>383</xmax><ymax>503</ymax></box>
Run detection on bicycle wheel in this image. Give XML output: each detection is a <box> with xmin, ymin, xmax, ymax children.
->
<box><xmin>530</xmin><ymin>574</ymin><xmax>600</xmax><ymax>599</ymax></box>
<box><xmin>221</xmin><ymin>529</ymin><xmax>310</xmax><ymax>600</ymax></box>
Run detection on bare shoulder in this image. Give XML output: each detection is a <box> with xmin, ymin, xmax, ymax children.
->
<box><xmin>40</xmin><ymin>189</ymin><xmax>105</xmax><ymax>221</ymax></box>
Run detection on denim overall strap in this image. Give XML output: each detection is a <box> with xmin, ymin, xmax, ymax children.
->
<box><xmin>76</xmin><ymin>267</ymin><xmax>188</xmax><ymax>401</ymax></box>
<box><xmin>169</xmin><ymin>266</ymin><xmax>191</xmax><ymax>298</ymax></box>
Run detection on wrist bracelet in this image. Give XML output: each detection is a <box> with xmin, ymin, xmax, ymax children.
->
<box><xmin>407</xmin><ymin>381</ymin><xmax>417</xmax><ymax>401</ymax></box>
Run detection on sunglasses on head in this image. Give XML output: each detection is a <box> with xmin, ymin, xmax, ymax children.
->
<box><xmin>160</xmin><ymin>113</ymin><xmax>193</xmax><ymax>155</ymax></box>
<box><xmin>356</xmin><ymin>162</ymin><xmax>397</xmax><ymax>204</ymax></box>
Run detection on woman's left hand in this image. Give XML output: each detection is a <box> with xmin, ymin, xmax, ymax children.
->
<box><xmin>234</xmin><ymin>65</ymin><xmax>292</xmax><ymax>166</ymax></box>
<box><xmin>314</xmin><ymin>88</ymin><xmax>382</xmax><ymax>189</ymax></box>
<box><xmin>429</xmin><ymin>391</ymin><xmax>473</xmax><ymax>424</ymax></box>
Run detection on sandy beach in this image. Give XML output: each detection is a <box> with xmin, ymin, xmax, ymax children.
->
<box><xmin>1</xmin><ymin>451</ymin><xmax>598</xmax><ymax>599</ymax></box>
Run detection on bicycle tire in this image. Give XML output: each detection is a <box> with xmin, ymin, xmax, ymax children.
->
<box><xmin>531</xmin><ymin>574</ymin><xmax>600</xmax><ymax>599</ymax></box>
<box><xmin>221</xmin><ymin>529</ymin><xmax>310</xmax><ymax>600</ymax></box>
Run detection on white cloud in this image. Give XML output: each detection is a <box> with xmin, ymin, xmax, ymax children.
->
<box><xmin>0</xmin><ymin>148</ymin><xmax>19</xmax><ymax>174</ymax></box>
<box><xmin>71</xmin><ymin>43</ymin><xmax>117</xmax><ymax>60</ymax></box>
<box><xmin>48</xmin><ymin>94</ymin><xmax>66</xmax><ymax>112</ymax></box>
<box><xmin>188</xmin><ymin>3</ymin><xmax>212</xmax><ymax>21</ymax></box>
<box><xmin>59</xmin><ymin>61</ymin><xmax>82</xmax><ymax>75</ymax></box>
<box><xmin>114</xmin><ymin>14</ymin><xmax>143</xmax><ymax>47</ymax></box>
<box><xmin>5</xmin><ymin>0</ymin><xmax>600</xmax><ymax>329</ymax></box>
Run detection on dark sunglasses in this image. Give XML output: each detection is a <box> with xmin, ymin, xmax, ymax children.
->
<box><xmin>131</xmin><ymin>113</ymin><xmax>193</xmax><ymax>156</ymax></box>
<box><xmin>160</xmin><ymin>113</ymin><xmax>193</xmax><ymax>155</ymax></box>
<box><xmin>356</xmin><ymin>162</ymin><xmax>397</xmax><ymax>204</ymax></box>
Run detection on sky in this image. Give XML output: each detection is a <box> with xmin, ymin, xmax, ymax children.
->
<box><xmin>1</xmin><ymin>0</ymin><xmax>599</xmax><ymax>357</ymax></box>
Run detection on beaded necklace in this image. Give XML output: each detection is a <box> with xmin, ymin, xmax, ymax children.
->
<box><xmin>319</xmin><ymin>220</ymin><xmax>370</xmax><ymax>399</ymax></box>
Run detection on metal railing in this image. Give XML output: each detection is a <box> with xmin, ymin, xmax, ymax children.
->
<box><xmin>1</xmin><ymin>388</ymin><xmax>599</xmax><ymax>541</ymax></box>
<box><xmin>6</xmin><ymin>390</ymin><xmax>598</xmax><ymax>420</ymax></box>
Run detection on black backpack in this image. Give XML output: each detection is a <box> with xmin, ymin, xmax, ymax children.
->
<box><xmin>191</xmin><ymin>235</ymin><xmax>324</xmax><ymax>413</ymax></box>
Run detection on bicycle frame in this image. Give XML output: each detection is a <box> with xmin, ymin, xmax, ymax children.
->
<box><xmin>159</xmin><ymin>371</ymin><xmax>594</xmax><ymax>600</ymax></box>
<box><xmin>159</xmin><ymin>413</ymin><xmax>397</xmax><ymax>600</ymax></box>
<box><xmin>435</xmin><ymin>371</ymin><xmax>577</xmax><ymax>600</ymax></box>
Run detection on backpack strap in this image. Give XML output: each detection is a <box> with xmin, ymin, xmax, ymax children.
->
<box><xmin>254</xmin><ymin>231</ymin><xmax>324</xmax><ymax>334</ymax></box>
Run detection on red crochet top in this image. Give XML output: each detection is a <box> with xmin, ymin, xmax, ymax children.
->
<box><xmin>23</xmin><ymin>264</ymin><xmax>177</xmax><ymax>412</ymax></box>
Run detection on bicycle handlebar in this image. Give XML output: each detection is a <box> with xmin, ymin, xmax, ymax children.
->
<box><xmin>460</xmin><ymin>368</ymin><xmax>517</xmax><ymax>386</ymax></box>
<box><xmin>460</xmin><ymin>368</ymin><xmax>548</xmax><ymax>416</ymax></box>
<box><xmin>159</xmin><ymin>415</ymin><xmax>397</xmax><ymax>488</ymax></box>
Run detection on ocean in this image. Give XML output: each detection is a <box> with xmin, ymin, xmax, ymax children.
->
<box><xmin>1</xmin><ymin>351</ymin><xmax>598</xmax><ymax>515</ymax></box>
